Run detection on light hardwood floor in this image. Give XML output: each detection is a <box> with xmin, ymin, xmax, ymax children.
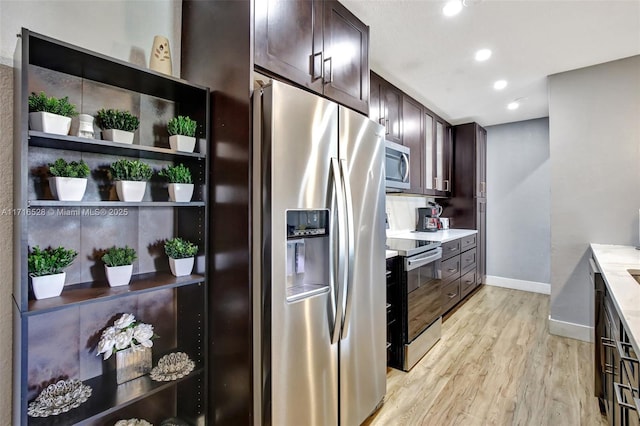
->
<box><xmin>364</xmin><ymin>285</ymin><xmax>607</xmax><ymax>426</ymax></box>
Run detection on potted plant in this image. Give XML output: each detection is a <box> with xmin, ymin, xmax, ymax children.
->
<box><xmin>158</xmin><ymin>163</ymin><xmax>194</xmax><ymax>202</ymax></box>
<box><xmin>167</xmin><ymin>116</ymin><xmax>197</xmax><ymax>152</ymax></box>
<box><xmin>109</xmin><ymin>159</ymin><xmax>154</xmax><ymax>202</ymax></box>
<box><xmin>48</xmin><ymin>158</ymin><xmax>91</xmax><ymax>201</ymax></box>
<box><xmin>28</xmin><ymin>245</ymin><xmax>78</xmax><ymax>299</ymax></box>
<box><xmin>96</xmin><ymin>108</ymin><xmax>140</xmax><ymax>144</ymax></box>
<box><xmin>28</xmin><ymin>91</ymin><xmax>78</xmax><ymax>135</ymax></box>
<box><xmin>164</xmin><ymin>237</ymin><xmax>198</xmax><ymax>277</ymax></box>
<box><xmin>101</xmin><ymin>246</ymin><xmax>137</xmax><ymax>287</ymax></box>
<box><xmin>96</xmin><ymin>313</ymin><xmax>155</xmax><ymax>384</ymax></box>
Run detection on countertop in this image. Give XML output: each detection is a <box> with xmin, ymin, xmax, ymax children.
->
<box><xmin>386</xmin><ymin>250</ymin><xmax>399</xmax><ymax>259</ymax></box>
<box><xmin>591</xmin><ymin>244</ymin><xmax>640</xmax><ymax>354</ymax></box>
<box><xmin>388</xmin><ymin>228</ymin><xmax>478</xmax><ymax>243</ymax></box>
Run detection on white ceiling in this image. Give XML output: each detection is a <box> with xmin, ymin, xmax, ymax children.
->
<box><xmin>341</xmin><ymin>0</ymin><xmax>640</xmax><ymax>126</ymax></box>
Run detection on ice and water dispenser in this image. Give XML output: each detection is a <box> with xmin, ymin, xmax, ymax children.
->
<box><xmin>285</xmin><ymin>209</ymin><xmax>330</xmax><ymax>302</ymax></box>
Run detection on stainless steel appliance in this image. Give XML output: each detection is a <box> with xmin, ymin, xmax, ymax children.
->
<box><xmin>417</xmin><ymin>202</ymin><xmax>444</xmax><ymax>232</ymax></box>
<box><xmin>385</xmin><ymin>238</ymin><xmax>443</xmax><ymax>371</ymax></box>
<box><xmin>385</xmin><ymin>140</ymin><xmax>410</xmax><ymax>191</ymax></box>
<box><xmin>252</xmin><ymin>81</ymin><xmax>386</xmax><ymax>426</ymax></box>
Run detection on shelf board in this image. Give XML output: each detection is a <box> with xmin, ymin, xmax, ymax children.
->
<box><xmin>29</xmin><ymin>131</ymin><xmax>206</xmax><ymax>161</ymax></box>
<box><xmin>28</xmin><ymin>200</ymin><xmax>205</xmax><ymax>208</ymax></box>
<box><xmin>28</xmin><ymin>368</ymin><xmax>203</xmax><ymax>426</ymax></box>
<box><xmin>26</xmin><ymin>272</ymin><xmax>205</xmax><ymax>316</ymax></box>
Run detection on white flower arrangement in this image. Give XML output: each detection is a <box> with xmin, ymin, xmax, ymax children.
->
<box><xmin>96</xmin><ymin>313</ymin><xmax>155</xmax><ymax>360</ymax></box>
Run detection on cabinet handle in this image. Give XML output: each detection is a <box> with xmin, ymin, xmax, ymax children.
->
<box><xmin>602</xmin><ymin>337</ymin><xmax>616</xmax><ymax>348</ymax></box>
<box><xmin>323</xmin><ymin>57</ymin><xmax>333</xmax><ymax>84</ymax></box>
<box><xmin>465</xmin><ymin>280</ymin><xmax>473</xmax><ymax>284</ymax></box>
<box><xmin>447</xmin><ymin>268</ymin><xmax>457</xmax><ymax>273</ymax></box>
<box><xmin>449</xmin><ymin>247</ymin><xmax>457</xmax><ymax>251</ymax></box>
<box><xmin>385</xmin><ymin>119</ymin><xmax>390</xmax><ymax>135</ymax></box>
<box><xmin>312</xmin><ymin>52</ymin><xmax>323</xmax><ymax>80</ymax></box>
<box><xmin>480</xmin><ymin>182</ymin><xmax>486</xmax><ymax>196</ymax></box>
<box><xmin>465</xmin><ymin>257</ymin><xmax>472</xmax><ymax>262</ymax></box>
<box><xmin>447</xmin><ymin>292</ymin><xmax>457</xmax><ymax>299</ymax></box>
<box><xmin>614</xmin><ymin>382</ymin><xmax>638</xmax><ymax>411</ymax></box>
<box><xmin>444</xmin><ymin>179</ymin><xmax>450</xmax><ymax>192</ymax></box>
<box><xmin>379</xmin><ymin>117</ymin><xmax>385</xmax><ymax>126</ymax></box>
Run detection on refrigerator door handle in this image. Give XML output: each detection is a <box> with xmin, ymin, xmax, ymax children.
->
<box><xmin>339</xmin><ymin>159</ymin><xmax>355</xmax><ymax>338</ymax></box>
<box><xmin>330</xmin><ymin>158</ymin><xmax>347</xmax><ymax>344</ymax></box>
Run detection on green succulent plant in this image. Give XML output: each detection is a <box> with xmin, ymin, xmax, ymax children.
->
<box><xmin>48</xmin><ymin>158</ymin><xmax>90</xmax><ymax>178</ymax></box>
<box><xmin>96</xmin><ymin>108</ymin><xmax>140</xmax><ymax>132</ymax></box>
<box><xmin>28</xmin><ymin>92</ymin><xmax>78</xmax><ymax>117</ymax></box>
<box><xmin>158</xmin><ymin>163</ymin><xmax>192</xmax><ymax>184</ymax></box>
<box><xmin>164</xmin><ymin>237</ymin><xmax>198</xmax><ymax>259</ymax></box>
<box><xmin>109</xmin><ymin>159</ymin><xmax>153</xmax><ymax>182</ymax></box>
<box><xmin>28</xmin><ymin>246</ymin><xmax>78</xmax><ymax>277</ymax></box>
<box><xmin>101</xmin><ymin>246</ymin><xmax>137</xmax><ymax>267</ymax></box>
<box><xmin>167</xmin><ymin>116</ymin><xmax>197</xmax><ymax>137</ymax></box>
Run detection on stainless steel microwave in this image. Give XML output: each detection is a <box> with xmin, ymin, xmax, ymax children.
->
<box><xmin>385</xmin><ymin>140</ymin><xmax>410</xmax><ymax>190</ymax></box>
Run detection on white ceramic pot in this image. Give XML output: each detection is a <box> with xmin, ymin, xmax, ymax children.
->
<box><xmin>104</xmin><ymin>264</ymin><xmax>133</xmax><ymax>287</ymax></box>
<box><xmin>169</xmin><ymin>257</ymin><xmax>194</xmax><ymax>277</ymax></box>
<box><xmin>50</xmin><ymin>176</ymin><xmax>88</xmax><ymax>201</ymax></box>
<box><xmin>115</xmin><ymin>181</ymin><xmax>147</xmax><ymax>202</ymax></box>
<box><xmin>103</xmin><ymin>129</ymin><xmax>134</xmax><ymax>144</ymax></box>
<box><xmin>31</xmin><ymin>272</ymin><xmax>66</xmax><ymax>300</ymax></box>
<box><xmin>29</xmin><ymin>112</ymin><xmax>72</xmax><ymax>135</ymax></box>
<box><xmin>169</xmin><ymin>135</ymin><xmax>196</xmax><ymax>153</ymax></box>
<box><xmin>168</xmin><ymin>183</ymin><xmax>194</xmax><ymax>202</ymax></box>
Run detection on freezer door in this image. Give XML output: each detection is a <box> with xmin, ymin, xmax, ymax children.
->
<box><xmin>338</xmin><ymin>106</ymin><xmax>387</xmax><ymax>425</ymax></box>
<box><xmin>259</xmin><ymin>81</ymin><xmax>340</xmax><ymax>426</ymax></box>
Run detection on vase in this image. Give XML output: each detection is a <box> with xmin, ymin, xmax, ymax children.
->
<box><xmin>116</xmin><ymin>346</ymin><xmax>152</xmax><ymax>384</ymax></box>
<box><xmin>149</xmin><ymin>35</ymin><xmax>172</xmax><ymax>76</ymax></box>
<box><xmin>29</xmin><ymin>111</ymin><xmax>72</xmax><ymax>135</ymax></box>
<box><xmin>77</xmin><ymin>113</ymin><xmax>95</xmax><ymax>139</ymax></box>
<box><xmin>169</xmin><ymin>135</ymin><xmax>196</xmax><ymax>153</ymax></box>
<box><xmin>50</xmin><ymin>176</ymin><xmax>88</xmax><ymax>201</ymax></box>
<box><xmin>169</xmin><ymin>257</ymin><xmax>194</xmax><ymax>277</ymax></box>
<box><xmin>103</xmin><ymin>129</ymin><xmax>134</xmax><ymax>144</ymax></box>
<box><xmin>115</xmin><ymin>181</ymin><xmax>147</xmax><ymax>202</ymax></box>
<box><xmin>31</xmin><ymin>272</ymin><xmax>66</xmax><ymax>300</ymax></box>
<box><xmin>105</xmin><ymin>264</ymin><xmax>133</xmax><ymax>287</ymax></box>
<box><xmin>168</xmin><ymin>183</ymin><xmax>194</xmax><ymax>202</ymax></box>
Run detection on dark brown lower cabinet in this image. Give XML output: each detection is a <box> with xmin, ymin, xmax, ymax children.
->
<box><xmin>440</xmin><ymin>236</ymin><xmax>479</xmax><ymax>317</ymax></box>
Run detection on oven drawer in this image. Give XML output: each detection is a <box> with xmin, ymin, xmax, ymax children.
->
<box><xmin>407</xmin><ymin>279</ymin><xmax>442</xmax><ymax>342</ymax></box>
<box><xmin>460</xmin><ymin>234</ymin><xmax>477</xmax><ymax>251</ymax></box>
<box><xmin>442</xmin><ymin>239</ymin><xmax>461</xmax><ymax>260</ymax></box>
<box><xmin>441</xmin><ymin>278</ymin><xmax>461</xmax><ymax>314</ymax></box>
<box><xmin>460</xmin><ymin>248</ymin><xmax>477</xmax><ymax>275</ymax></box>
<box><xmin>441</xmin><ymin>255</ymin><xmax>460</xmax><ymax>282</ymax></box>
<box><xmin>460</xmin><ymin>269</ymin><xmax>477</xmax><ymax>298</ymax></box>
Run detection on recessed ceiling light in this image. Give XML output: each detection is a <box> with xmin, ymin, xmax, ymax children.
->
<box><xmin>493</xmin><ymin>80</ymin><xmax>507</xmax><ymax>90</ymax></box>
<box><xmin>443</xmin><ymin>0</ymin><xmax>463</xmax><ymax>17</ymax></box>
<box><xmin>475</xmin><ymin>49</ymin><xmax>492</xmax><ymax>62</ymax></box>
<box><xmin>507</xmin><ymin>101</ymin><xmax>519</xmax><ymax>110</ymax></box>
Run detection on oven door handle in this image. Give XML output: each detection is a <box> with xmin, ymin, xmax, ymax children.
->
<box><xmin>405</xmin><ymin>248</ymin><xmax>443</xmax><ymax>271</ymax></box>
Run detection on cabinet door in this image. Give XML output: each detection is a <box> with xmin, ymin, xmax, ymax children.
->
<box><xmin>382</xmin><ymin>84</ymin><xmax>402</xmax><ymax>143</ymax></box>
<box><xmin>369</xmin><ymin>72</ymin><xmax>383</xmax><ymax>124</ymax></box>
<box><xmin>435</xmin><ymin>119</ymin><xmax>446</xmax><ymax>191</ymax></box>
<box><xmin>476</xmin><ymin>124</ymin><xmax>487</xmax><ymax>197</ymax></box>
<box><xmin>477</xmin><ymin>199</ymin><xmax>486</xmax><ymax>285</ymax></box>
<box><xmin>323</xmin><ymin>0</ymin><xmax>369</xmax><ymax>114</ymax></box>
<box><xmin>402</xmin><ymin>95</ymin><xmax>423</xmax><ymax>194</ymax></box>
<box><xmin>255</xmin><ymin>0</ymin><xmax>324</xmax><ymax>93</ymax></box>
<box><xmin>423</xmin><ymin>111</ymin><xmax>435</xmax><ymax>193</ymax></box>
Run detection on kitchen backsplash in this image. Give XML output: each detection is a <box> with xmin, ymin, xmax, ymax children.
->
<box><xmin>386</xmin><ymin>195</ymin><xmax>434</xmax><ymax>234</ymax></box>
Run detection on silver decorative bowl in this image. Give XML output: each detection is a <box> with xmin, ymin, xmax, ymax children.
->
<box><xmin>150</xmin><ymin>352</ymin><xmax>195</xmax><ymax>382</ymax></box>
<box><xmin>115</xmin><ymin>418</ymin><xmax>153</xmax><ymax>426</ymax></box>
<box><xmin>27</xmin><ymin>379</ymin><xmax>92</xmax><ymax>417</ymax></box>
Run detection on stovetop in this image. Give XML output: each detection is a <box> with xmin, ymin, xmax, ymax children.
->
<box><xmin>386</xmin><ymin>238</ymin><xmax>441</xmax><ymax>257</ymax></box>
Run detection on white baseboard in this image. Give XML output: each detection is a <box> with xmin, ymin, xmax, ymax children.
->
<box><xmin>548</xmin><ymin>316</ymin><xmax>594</xmax><ymax>343</ymax></box>
<box><xmin>484</xmin><ymin>275</ymin><xmax>551</xmax><ymax>295</ymax></box>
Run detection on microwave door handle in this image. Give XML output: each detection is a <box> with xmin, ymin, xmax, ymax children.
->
<box><xmin>330</xmin><ymin>158</ymin><xmax>346</xmax><ymax>344</ymax></box>
<box><xmin>401</xmin><ymin>153</ymin><xmax>410</xmax><ymax>182</ymax></box>
<box><xmin>339</xmin><ymin>159</ymin><xmax>355</xmax><ymax>339</ymax></box>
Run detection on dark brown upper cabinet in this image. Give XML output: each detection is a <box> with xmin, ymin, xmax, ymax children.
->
<box><xmin>370</xmin><ymin>72</ymin><xmax>402</xmax><ymax>144</ymax></box>
<box><xmin>255</xmin><ymin>0</ymin><xmax>370</xmax><ymax>115</ymax></box>
<box><xmin>423</xmin><ymin>109</ymin><xmax>451</xmax><ymax>196</ymax></box>
<box><xmin>402</xmin><ymin>95</ymin><xmax>424</xmax><ymax>194</ymax></box>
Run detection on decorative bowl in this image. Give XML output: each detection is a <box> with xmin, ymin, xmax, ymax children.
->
<box><xmin>27</xmin><ymin>379</ymin><xmax>92</xmax><ymax>417</ymax></box>
<box><xmin>150</xmin><ymin>352</ymin><xmax>195</xmax><ymax>382</ymax></box>
<box><xmin>115</xmin><ymin>418</ymin><xmax>153</xmax><ymax>426</ymax></box>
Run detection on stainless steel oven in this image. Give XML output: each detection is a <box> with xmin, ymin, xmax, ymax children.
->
<box><xmin>386</xmin><ymin>238</ymin><xmax>442</xmax><ymax>371</ymax></box>
<box><xmin>385</xmin><ymin>140</ymin><xmax>410</xmax><ymax>190</ymax></box>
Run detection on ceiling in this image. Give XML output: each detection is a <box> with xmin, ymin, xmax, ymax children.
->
<box><xmin>341</xmin><ymin>0</ymin><xmax>640</xmax><ymax>126</ymax></box>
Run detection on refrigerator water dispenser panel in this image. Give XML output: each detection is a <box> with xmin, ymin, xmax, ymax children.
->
<box><xmin>285</xmin><ymin>210</ymin><xmax>330</xmax><ymax>302</ymax></box>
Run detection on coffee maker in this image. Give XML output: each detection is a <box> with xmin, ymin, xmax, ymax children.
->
<box><xmin>416</xmin><ymin>202</ymin><xmax>443</xmax><ymax>232</ymax></box>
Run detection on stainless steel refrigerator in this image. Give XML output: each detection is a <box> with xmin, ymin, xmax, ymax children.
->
<box><xmin>252</xmin><ymin>80</ymin><xmax>386</xmax><ymax>426</ymax></box>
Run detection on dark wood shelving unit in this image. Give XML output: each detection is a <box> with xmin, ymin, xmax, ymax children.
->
<box><xmin>29</xmin><ymin>131</ymin><xmax>206</xmax><ymax>160</ymax></box>
<box><xmin>13</xmin><ymin>28</ymin><xmax>210</xmax><ymax>425</ymax></box>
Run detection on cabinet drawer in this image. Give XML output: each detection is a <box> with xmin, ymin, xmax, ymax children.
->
<box><xmin>442</xmin><ymin>239</ymin><xmax>461</xmax><ymax>260</ymax></box>
<box><xmin>461</xmin><ymin>248</ymin><xmax>477</xmax><ymax>275</ymax></box>
<box><xmin>441</xmin><ymin>255</ymin><xmax>460</xmax><ymax>282</ymax></box>
<box><xmin>460</xmin><ymin>234</ymin><xmax>477</xmax><ymax>251</ymax></box>
<box><xmin>441</xmin><ymin>278</ymin><xmax>461</xmax><ymax>314</ymax></box>
<box><xmin>460</xmin><ymin>269</ymin><xmax>477</xmax><ymax>298</ymax></box>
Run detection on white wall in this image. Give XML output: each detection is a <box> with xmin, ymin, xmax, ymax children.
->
<box><xmin>549</xmin><ymin>55</ymin><xmax>640</xmax><ymax>333</ymax></box>
<box><xmin>0</xmin><ymin>2</ymin><xmax>181</xmax><ymax>423</ymax></box>
<box><xmin>485</xmin><ymin>118</ymin><xmax>550</xmax><ymax>285</ymax></box>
